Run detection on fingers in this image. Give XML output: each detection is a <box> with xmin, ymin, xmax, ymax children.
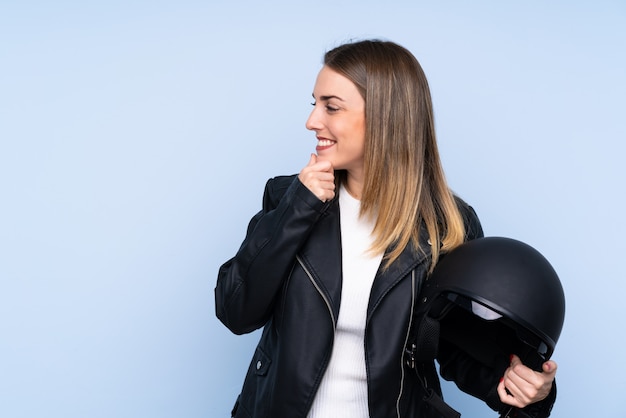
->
<box><xmin>298</xmin><ymin>154</ymin><xmax>335</xmax><ymax>202</ymax></box>
<box><xmin>543</xmin><ymin>360</ymin><xmax>557</xmax><ymax>376</ymax></box>
<box><xmin>498</xmin><ymin>377</ymin><xmax>524</xmax><ymax>408</ymax></box>
<box><xmin>306</xmin><ymin>153</ymin><xmax>317</xmax><ymax>167</ymax></box>
<box><xmin>498</xmin><ymin>355</ymin><xmax>557</xmax><ymax>408</ymax></box>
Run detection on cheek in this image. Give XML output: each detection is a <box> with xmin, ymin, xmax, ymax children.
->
<box><xmin>351</xmin><ymin>120</ymin><xmax>366</xmax><ymax>150</ymax></box>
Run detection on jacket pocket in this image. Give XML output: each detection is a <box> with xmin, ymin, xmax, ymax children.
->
<box><xmin>235</xmin><ymin>345</ymin><xmax>274</xmax><ymax>418</ymax></box>
<box><xmin>253</xmin><ymin>346</ymin><xmax>271</xmax><ymax>376</ymax></box>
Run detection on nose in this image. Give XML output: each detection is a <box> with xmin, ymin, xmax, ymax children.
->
<box><xmin>305</xmin><ymin>106</ymin><xmax>322</xmax><ymax>131</ymax></box>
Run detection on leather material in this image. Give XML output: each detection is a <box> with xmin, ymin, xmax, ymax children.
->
<box><xmin>215</xmin><ymin>175</ymin><xmax>552</xmax><ymax>418</ymax></box>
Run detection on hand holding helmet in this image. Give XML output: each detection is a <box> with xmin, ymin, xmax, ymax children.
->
<box><xmin>498</xmin><ymin>354</ymin><xmax>557</xmax><ymax>408</ymax></box>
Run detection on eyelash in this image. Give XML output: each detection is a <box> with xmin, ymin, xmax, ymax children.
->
<box><xmin>310</xmin><ymin>102</ymin><xmax>339</xmax><ymax>113</ymax></box>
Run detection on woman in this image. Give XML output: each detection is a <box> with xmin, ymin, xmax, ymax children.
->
<box><xmin>215</xmin><ymin>40</ymin><xmax>557</xmax><ymax>418</ymax></box>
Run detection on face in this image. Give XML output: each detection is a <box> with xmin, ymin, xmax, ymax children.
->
<box><xmin>306</xmin><ymin>66</ymin><xmax>366</xmax><ymax>175</ymax></box>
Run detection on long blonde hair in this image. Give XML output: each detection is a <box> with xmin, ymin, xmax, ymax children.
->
<box><xmin>324</xmin><ymin>40</ymin><xmax>465</xmax><ymax>270</ymax></box>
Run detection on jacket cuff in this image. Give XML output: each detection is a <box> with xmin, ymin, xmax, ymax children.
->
<box><xmin>288</xmin><ymin>176</ymin><xmax>333</xmax><ymax>213</ymax></box>
<box><xmin>500</xmin><ymin>380</ymin><xmax>556</xmax><ymax>418</ymax></box>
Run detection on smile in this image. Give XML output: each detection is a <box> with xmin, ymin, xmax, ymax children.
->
<box><xmin>317</xmin><ymin>139</ymin><xmax>336</xmax><ymax>147</ymax></box>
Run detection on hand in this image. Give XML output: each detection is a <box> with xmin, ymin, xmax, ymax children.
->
<box><xmin>298</xmin><ymin>154</ymin><xmax>335</xmax><ymax>202</ymax></box>
<box><xmin>497</xmin><ymin>354</ymin><xmax>557</xmax><ymax>408</ymax></box>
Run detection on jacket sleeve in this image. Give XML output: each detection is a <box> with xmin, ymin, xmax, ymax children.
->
<box><xmin>215</xmin><ymin>175</ymin><xmax>330</xmax><ymax>335</ymax></box>
<box><xmin>438</xmin><ymin>199</ymin><xmax>557</xmax><ymax>417</ymax></box>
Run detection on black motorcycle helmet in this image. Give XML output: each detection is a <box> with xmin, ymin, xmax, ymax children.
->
<box><xmin>414</xmin><ymin>237</ymin><xmax>565</xmax><ymax>372</ymax></box>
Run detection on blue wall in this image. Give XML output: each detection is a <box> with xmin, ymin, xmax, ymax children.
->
<box><xmin>1</xmin><ymin>1</ymin><xmax>625</xmax><ymax>417</ymax></box>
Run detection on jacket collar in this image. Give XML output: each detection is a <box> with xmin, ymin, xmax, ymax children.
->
<box><xmin>367</xmin><ymin>233</ymin><xmax>431</xmax><ymax>318</ymax></box>
<box><xmin>299</xmin><ymin>198</ymin><xmax>432</xmax><ymax>323</ymax></box>
<box><xmin>297</xmin><ymin>198</ymin><xmax>343</xmax><ymax>322</ymax></box>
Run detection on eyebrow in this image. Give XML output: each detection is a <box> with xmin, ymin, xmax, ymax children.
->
<box><xmin>312</xmin><ymin>93</ymin><xmax>345</xmax><ymax>102</ymax></box>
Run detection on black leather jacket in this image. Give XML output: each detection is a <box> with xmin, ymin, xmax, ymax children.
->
<box><xmin>215</xmin><ymin>175</ymin><xmax>555</xmax><ymax>418</ymax></box>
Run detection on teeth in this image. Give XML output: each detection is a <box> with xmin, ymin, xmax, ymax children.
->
<box><xmin>317</xmin><ymin>139</ymin><xmax>335</xmax><ymax>146</ymax></box>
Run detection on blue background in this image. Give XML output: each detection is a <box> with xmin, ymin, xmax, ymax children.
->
<box><xmin>1</xmin><ymin>1</ymin><xmax>625</xmax><ymax>417</ymax></box>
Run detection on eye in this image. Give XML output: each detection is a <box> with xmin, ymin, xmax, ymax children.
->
<box><xmin>310</xmin><ymin>100</ymin><xmax>339</xmax><ymax>113</ymax></box>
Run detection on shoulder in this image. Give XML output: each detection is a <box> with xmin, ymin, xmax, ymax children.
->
<box><xmin>262</xmin><ymin>174</ymin><xmax>298</xmax><ymax>207</ymax></box>
<box><xmin>262</xmin><ymin>174</ymin><xmax>325</xmax><ymax>212</ymax></box>
<box><xmin>261</xmin><ymin>174</ymin><xmax>332</xmax><ymax>214</ymax></box>
<box><xmin>265</xmin><ymin>175</ymin><xmax>298</xmax><ymax>197</ymax></box>
<box><xmin>453</xmin><ymin>195</ymin><xmax>484</xmax><ymax>241</ymax></box>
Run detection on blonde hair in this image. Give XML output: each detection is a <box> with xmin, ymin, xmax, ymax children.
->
<box><xmin>324</xmin><ymin>40</ymin><xmax>465</xmax><ymax>270</ymax></box>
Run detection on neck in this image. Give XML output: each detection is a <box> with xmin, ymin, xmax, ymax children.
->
<box><xmin>345</xmin><ymin>173</ymin><xmax>363</xmax><ymax>200</ymax></box>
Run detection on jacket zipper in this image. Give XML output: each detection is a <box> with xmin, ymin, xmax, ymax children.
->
<box><xmin>396</xmin><ymin>269</ymin><xmax>417</xmax><ymax>418</ymax></box>
<box><xmin>296</xmin><ymin>255</ymin><xmax>336</xmax><ymax>329</ymax></box>
<box><xmin>296</xmin><ymin>255</ymin><xmax>338</xmax><ymax>416</ymax></box>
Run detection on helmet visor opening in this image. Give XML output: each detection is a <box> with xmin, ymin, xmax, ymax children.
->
<box><xmin>437</xmin><ymin>293</ymin><xmax>551</xmax><ymax>371</ymax></box>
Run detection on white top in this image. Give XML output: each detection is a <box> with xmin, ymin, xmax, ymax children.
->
<box><xmin>308</xmin><ymin>184</ymin><xmax>384</xmax><ymax>418</ymax></box>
